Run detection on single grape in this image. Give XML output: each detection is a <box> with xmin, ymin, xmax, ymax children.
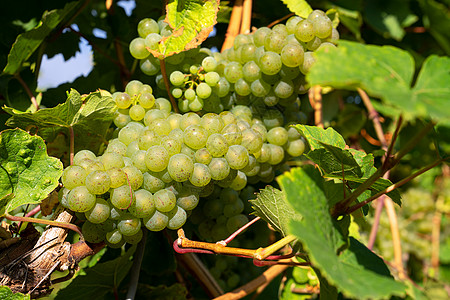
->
<box><xmin>160</xmin><ymin>136</ymin><xmax>182</xmax><ymax>156</ymax></box>
<box><xmin>118</xmin><ymin>125</ymin><xmax>142</xmax><ymax>146</ymax></box>
<box><xmin>224</xmin><ymin>62</ymin><xmax>243</xmax><ymax>83</ymax></box>
<box><xmin>234</xmin><ymin>78</ymin><xmax>252</xmax><ymax>96</ymax></box>
<box><xmin>225</xmin><ymin>145</ymin><xmax>249</xmax><ymax>170</ymax></box>
<box><xmin>131</xmin><ymin>150</ymin><xmax>148</xmax><ymax>173</ymax></box>
<box><xmin>125</xmin><ymin>140</ymin><xmax>140</xmax><ymax>158</ymax></box>
<box><xmin>214</xmin><ymin>77</ymin><xmax>231</xmax><ymax>97</ymax></box>
<box><xmin>299</xmin><ymin>51</ymin><xmax>316</xmax><ymax>74</ymax></box>
<box><xmin>250</xmin><ymin>79</ymin><xmax>271</xmax><ymax>97</ymax></box>
<box><xmin>312</xmin><ymin>15</ymin><xmax>333</xmax><ymax>38</ymax></box>
<box><xmin>106</xmin><ymin>139</ymin><xmax>127</xmax><ymax>156</ymax></box>
<box><xmin>110</xmin><ymin>185</ymin><xmax>135</xmax><ymax>209</ymax></box>
<box><xmin>266</xmin><ymin>127</ymin><xmax>289</xmax><ymax>146</ymax></box>
<box><xmin>85</xmin><ymin>198</ymin><xmax>110</xmax><ymax>224</ymax></box>
<box><xmin>118</xmin><ymin>217</ymin><xmax>141</xmax><ymax>236</ymax></box>
<box><xmin>154</xmin><ymin>189</ymin><xmax>176</xmax><ymax>212</ymax></box>
<box><xmin>145</xmin><ymin>145</ymin><xmax>170</xmax><ymax>172</ymax></box>
<box><xmin>138</xmin><ymin>18</ymin><xmax>159</xmax><ymax>37</ymax></box>
<box><xmin>144</xmin><ymin>210</ymin><xmax>169</xmax><ymax>231</ymax></box>
<box><xmin>267</xmin><ymin>144</ymin><xmax>285</xmax><ymax>165</ymax></box>
<box><xmin>189</xmin><ymin>163</ymin><xmax>212</xmax><ymax>187</ymax></box>
<box><xmin>280</xmin><ymin>43</ymin><xmax>304</xmax><ymax>67</ymax></box>
<box><xmin>206</xmin><ymin>133</ymin><xmax>229</xmax><ymax>157</ymax></box>
<box><xmin>170</xmin><ymin>71</ymin><xmax>185</xmax><ymax>86</ymax></box>
<box><xmin>150</xmin><ymin>118</ymin><xmax>172</xmax><ymax>136</ymax></box>
<box><xmin>122</xmin><ymin>165</ymin><xmax>144</xmax><ymax>190</ymax></box>
<box><xmin>74</xmin><ymin>150</ymin><xmax>96</xmax><ymax>165</ymax></box>
<box><xmin>100</xmin><ymin>152</ymin><xmax>124</xmax><ymax>170</ymax></box>
<box><xmin>208</xmin><ymin>157</ymin><xmax>231</xmax><ymax>181</ymax></box>
<box><xmin>223</xmin><ymin>198</ymin><xmax>244</xmax><ymax>217</ymax></box>
<box><xmin>305</xmin><ymin>36</ymin><xmax>322</xmax><ymax>51</ymax></box>
<box><xmin>196</xmin><ymin>82</ymin><xmax>212</xmax><ymax>99</ymax></box>
<box><xmin>253</xmin><ymin>27</ymin><xmax>271</xmax><ymax>47</ymax></box>
<box><xmin>295</xmin><ymin>19</ymin><xmax>315</xmax><ymax>42</ymax></box>
<box><xmin>242</xmin><ymin>61</ymin><xmax>261</xmax><ymax>82</ymax></box>
<box><xmin>200</xmin><ymin>113</ymin><xmax>225</xmax><ymax>135</ymax></box>
<box><xmin>106</xmin><ymin>229</ymin><xmax>123</xmax><ymax>244</ymax></box>
<box><xmin>167</xmin><ymin>206</ymin><xmax>187</xmax><ymax>230</ymax></box>
<box><xmin>221</xmin><ymin>123</ymin><xmax>243</xmax><ymax>146</ymax></box>
<box><xmin>125</xmin><ymin>80</ymin><xmax>143</xmax><ymax>97</ymax></box>
<box><xmin>240</xmin><ymin>129</ymin><xmax>263</xmax><ymax>154</ymax></box>
<box><xmin>167</xmin><ymin>153</ymin><xmax>195</xmax><ymax>182</ymax></box>
<box><xmin>107</xmin><ymin>167</ymin><xmax>127</xmax><ymax>188</ymax></box>
<box><xmin>259</xmin><ymin>51</ymin><xmax>282</xmax><ymax>75</ymax></box>
<box><xmin>195</xmin><ymin>148</ymin><xmax>213</xmax><ymax>164</ymax></box>
<box><xmin>82</xmin><ymin>221</ymin><xmax>105</xmax><ymax>243</ymax></box>
<box><xmin>140</xmin><ymin>55</ymin><xmax>160</xmax><ymax>75</ymax></box>
<box><xmin>143</xmin><ymin>171</ymin><xmax>166</xmax><ymax>193</ymax></box>
<box><xmin>85</xmin><ymin>170</ymin><xmax>111</xmax><ymax>195</ymax></box>
<box><xmin>129</xmin><ymin>105</ymin><xmax>146</xmax><ymax>121</ymax></box>
<box><xmin>139</xmin><ymin>92</ymin><xmax>155</xmax><ymax>109</ymax></box>
<box><xmin>286</xmin><ymin>16</ymin><xmax>303</xmax><ymax>33</ymax></box>
<box><xmin>172</xmin><ymin>88</ymin><xmax>183</xmax><ymax>98</ymax></box>
<box><xmin>62</xmin><ymin>166</ymin><xmax>87</xmax><ymax>189</ymax></box>
<box><xmin>144</xmin><ymin>33</ymin><xmax>162</xmax><ymax>50</ymax></box>
<box><xmin>176</xmin><ymin>191</ymin><xmax>200</xmax><ymax>211</ymax></box>
<box><xmin>287</xmin><ymin>139</ymin><xmax>306</xmax><ymax>157</ymax></box>
<box><xmin>264</xmin><ymin>31</ymin><xmax>287</xmax><ymax>53</ymax></box>
<box><xmin>184</xmin><ymin>125</ymin><xmax>208</xmax><ymax>150</ymax></box>
<box><xmin>67</xmin><ymin>186</ymin><xmax>96</xmax><ymax>212</ymax></box>
<box><xmin>139</xmin><ymin>130</ymin><xmax>160</xmax><ymax>150</ymax></box>
<box><xmin>202</xmin><ymin>56</ymin><xmax>218</xmax><ymax>72</ymax></box>
<box><xmin>129</xmin><ymin>37</ymin><xmax>149</xmax><ymax>59</ymax></box>
<box><xmin>180</xmin><ymin>112</ymin><xmax>201</xmax><ymax>130</ymax></box>
<box><xmin>229</xmin><ymin>170</ymin><xmax>247</xmax><ymax>191</ymax></box>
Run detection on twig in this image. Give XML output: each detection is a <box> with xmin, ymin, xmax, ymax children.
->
<box><xmin>267</xmin><ymin>13</ymin><xmax>295</xmax><ymax>28</ymax></box>
<box><xmin>367</xmin><ymin>198</ymin><xmax>384</xmax><ymax>250</ymax></box>
<box><xmin>357</xmin><ymin>89</ymin><xmax>387</xmax><ymax>148</ymax></box>
<box><xmin>159</xmin><ymin>59</ymin><xmax>179</xmax><ymax>113</ymax></box>
<box><xmin>125</xmin><ymin>230</ymin><xmax>147</xmax><ymax>300</ymax></box>
<box><xmin>241</xmin><ymin>0</ymin><xmax>252</xmax><ymax>34</ymax></box>
<box><xmin>221</xmin><ymin>0</ymin><xmax>243</xmax><ymax>51</ymax></box>
<box><xmin>14</xmin><ymin>73</ymin><xmax>39</xmax><ymax>111</ymax></box>
<box><xmin>384</xmin><ymin>197</ymin><xmax>405</xmax><ymax>279</ymax></box>
<box><xmin>214</xmin><ymin>265</ymin><xmax>288</xmax><ymax>300</ymax></box>
<box><xmin>219</xmin><ymin>216</ymin><xmax>260</xmax><ymax>246</ymax></box>
<box><xmin>308</xmin><ymin>86</ymin><xmax>323</xmax><ymax>128</ymax></box>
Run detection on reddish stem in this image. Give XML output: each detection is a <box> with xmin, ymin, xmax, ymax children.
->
<box><xmin>159</xmin><ymin>58</ymin><xmax>179</xmax><ymax>113</ymax></box>
<box><xmin>220</xmin><ymin>216</ymin><xmax>260</xmax><ymax>245</ymax></box>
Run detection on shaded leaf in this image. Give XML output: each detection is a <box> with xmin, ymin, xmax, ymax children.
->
<box><xmin>0</xmin><ymin>129</ymin><xmax>63</xmax><ymax>216</ymax></box>
<box><xmin>307</xmin><ymin>41</ymin><xmax>450</xmax><ymax>122</ymax></box>
<box><xmin>278</xmin><ymin>166</ymin><xmax>407</xmax><ymax>299</ymax></box>
<box><xmin>250</xmin><ymin>186</ymin><xmax>301</xmax><ymax>237</ymax></box>
<box><xmin>280</xmin><ymin>0</ymin><xmax>312</xmax><ymax>18</ymax></box>
<box><xmin>136</xmin><ymin>283</ymin><xmax>188</xmax><ymax>300</ymax></box>
<box><xmin>3</xmin><ymin>1</ymin><xmax>80</xmax><ymax>75</ymax></box>
<box><xmin>4</xmin><ymin>89</ymin><xmax>116</xmax><ymax>154</ymax></box>
<box><xmin>55</xmin><ymin>245</ymin><xmax>136</xmax><ymax>300</ymax></box>
<box><xmin>419</xmin><ymin>0</ymin><xmax>450</xmax><ymax>55</ymax></box>
<box><xmin>0</xmin><ymin>286</ymin><xmax>30</xmax><ymax>300</ymax></box>
<box><xmin>150</xmin><ymin>0</ymin><xmax>219</xmax><ymax>58</ymax></box>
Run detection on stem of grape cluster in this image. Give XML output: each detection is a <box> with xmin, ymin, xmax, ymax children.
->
<box><xmin>159</xmin><ymin>58</ymin><xmax>179</xmax><ymax>113</ymax></box>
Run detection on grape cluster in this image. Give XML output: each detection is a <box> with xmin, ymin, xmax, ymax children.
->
<box><xmin>60</xmin><ymin>79</ymin><xmax>305</xmax><ymax>247</ymax></box>
<box><xmin>130</xmin><ymin>10</ymin><xmax>338</xmax><ymax>114</ymax></box>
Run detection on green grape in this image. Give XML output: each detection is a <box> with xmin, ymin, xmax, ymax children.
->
<box><xmin>312</xmin><ymin>15</ymin><xmax>333</xmax><ymax>38</ymax></box>
<box><xmin>240</xmin><ymin>129</ymin><xmax>263</xmax><ymax>154</ymax></box>
<box><xmin>264</xmin><ymin>31</ymin><xmax>287</xmax><ymax>53</ymax></box>
<box><xmin>156</xmin><ymin>97</ymin><xmax>172</xmax><ymax>113</ymax></box>
<box><xmin>202</xmin><ymin>56</ymin><xmax>218</xmax><ymax>72</ymax></box>
<box><xmin>195</xmin><ymin>148</ymin><xmax>213</xmax><ymax>164</ymax></box>
<box><xmin>150</xmin><ymin>118</ymin><xmax>172</xmax><ymax>136</ymax></box>
<box><xmin>154</xmin><ymin>189</ymin><xmax>176</xmax><ymax>212</ymax></box>
<box><xmin>170</xmin><ymin>71</ymin><xmax>185</xmax><ymax>86</ymax></box>
<box><xmin>167</xmin><ymin>153</ymin><xmax>195</xmax><ymax>182</ymax></box>
<box><xmin>122</xmin><ymin>229</ymin><xmax>143</xmax><ymax>244</ymax></box>
<box><xmin>125</xmin><ymin>140</ymin><xmax>140</xmax><ymax>158</ymax></box>
<box><xmin>229</xmin><ymin>170</ymin><xmax>247</xmax><ymax>191</ymax></box>
<box><xmin>200</xmin><ymin>113</ymin><xmax>225</xmax><ymax>135</ymax></box>
<box><xmin>107</xmin><ymin>167</ymin><xmax>127</xmax><ymax>188</ymax></box>
<box><xmin>62</xmin><ymin>166</ymin><xmax>87</xmax><ymax>189</ymax></box>
<box><xmin>226</xmin><ymin>214</ymin><xmax>248</xmax><ymax>234</ymax></box>
<box><xmin>109</xmin><ymin>206</ymin><xmax>127</xmax><ymax>221</ymax></box>
<box><xmin>143</xmin><ymin>109</ymin><xmax>165</xmax><ymax>126</ymax></box>
<box><xmin>106</xmin><ymin>229</ymin><xmax>123</xmax><ymax>244</ymax></box>
<box><xmin>114</xmin><ymin>112</ymin><xmax>131</xmax><ymax>128</ymax></box>
<box><xmin>145</xmin><ymin>145</ymin><xmax>170</xmax><ymax>172</ymax></box>
<box><xmin>140</xmin><ymin>55</ymin><xmax>160</xmax><ymax>75</ymax></box>
<box><xmin>184</xmin><ymin>125</ymin><xmax>208</xmax><ymax>150</ymax></box>
<box><xmin>73</xmin><ymin>150</ymin><xmax>96</xmax><ymax>165</ymax></box>
<box><xmin>167</xmin><ymin>206</ymin><xmax>187</xmax><ymax>230</ymax></box>
<box><xmin>139</xmin><ymin>92</ymin><xmax>155</xmax><ymax>109</ymax></box>
<box><xmin>189</xmin><ymin>163</ymin><xmax>212</xmax><ymax>187</ymax></box>
<box><xmin>251</xmin><ymin>123</ymin><xmax>267</xmax><ymax>141</ymax></box>
<box><xmin>138</xmin><ymin>18</ymin><xmax>159</xmax><ymax>38</ymax></box>
<box><xmin>267</xmin><ymin>127</ymin><xmax>289</xmax><ymax>146</ymax></box>
<box><xmin>242</xmin><ymin>61</ymin><xmax>261</xmax><ymax>82</ymax></box>
<box><xmin>295</xmin><ymin>19</ymin><xmax>315</xmax><ymax>42</ymax></box>
<box><xmin>82</xmin><ymin>221</ymin><xmax>105</xmax><ymax>243</ymax></box>
<box><xmin>85</xmin><ymin>170</ymin><xmax>111</xmax><ymax>195</ymax></box>
<box><xmin>180</xmin><ymin>112</ymin><xmax>201</xmax><ymax>130</ymax></box>
<box><xmin>85</xmin><ymin>198</ymin><xmax>110</xmax><ymax>224</ymax></box>
<box><xmin>139</xmin><ymin>130</ymin><xmax>160</xmax><ymax>150</ymax></box>
<box><xmin>286</xmin><ymin>16</ymin><xmax>303</xmax><ymax>34</ymax></box>
<box><xmin>221</xmin><ymin>123</ymin><xmax>242</xmax><ymax>146</ymax></box>
<box><xmin>168</xmin><ymin>114</ymin><xmax>182</xmax><ymax>130</ymax></box>
<box><xmin>110</xmin><ymin>185</ymin><xmax>135</xmax><ymax>209</ymax></box>
<box><xmin>180</xmin><ymin>143</ymin><xmax>196</xmax><ymax>160</ymax></box>
<box><xmin>253</xmin><ymin>27</ymin><xmax>271</xmax><ymax>47</ymax></box>
<box><xmin>214</xmin><ymin>77</ymin><xmax>231</xmax><ymax>97</ymax></box>
<box><xmin>250</xmin><ymin>79</ymin><xmax>271</xmax><ymax>97</ymax></box>
<box><xmin>204</xmin><ymin>71</ymin><xmax>220</xmax><ymax>86</ymax></box>
<box><xmin>129</xmin><ymin>105</ymin><xmax>145</xmax><ymax>121</ymax></box>
<box><xmin>122</xmin><ymin>165</ymin><xmax>144</xmax><ymax>190</ymax></box>
<box><xmin>142</xmin><ymin>171</ymin><xmax>165</xmax><ymax>193</ymax></box>
<box><xmin>240</xmin><ymin>43</ymin><xmax>257</xmax><ymax>63</ymax></box>
<box><xmin>256</xmin><ymin>143</ymin><xmax>271</xmax><ymax>163</ymax></box>
<box><xmin>263</xmin><ymin>109</ymin><xmax>284</xmax><ymax>129</ymax></box>
<box><xmin>208</xmin><ymin>157</ymin><xmax>231</xmax><ymax>181</ymax></box>
<box><xmin>287</xmin><ymin>139</ymin><xmax>306</xmax><ymax>157</ymax></box>
<box><xmin>79</xmin><ymin>159</ymin><xmax>105</xmax><ymax>174</ymax></box>
<box><xmin>219</xmin><ymin>111</ymin><xmax>237</xmax><ymax>126</ymax></box>
<box><xmin>225</xmin><ymin>145</ymin><xmax>249</xmax><ymax>170</ymax></box>
<box><xmin>118</xmin><ymin>125</ymin><xmax>142</xmax><ymax>146</ymax></box>
<box><xmin>100</xmin><ymin>152</ymin><xmax>124</xmax><ymax>170</ymax></box>
<box><xmin>317</xmin><ymin>42</ymin><xmax>336</xmax><ymax>51</ymax></box>
<box><xmin>144</xmin><ymin>210</ymin><xmax>169</xmax><ymax>231</ymax></box>
<box><xmin>227</xmin><ymin>273</ymin><xmax>241</xmax><ymax>289</ymax></box>
<box><xmin>259</xmin><ymin>51</ymin><xmax>282</xmax><ymax>75</ymax></box>
<box><xmin>305</xmin><ymin>36</ymin><xmax>321</xmax><ymax>51</ymax></box>
<box><xmin>188</xmin><ymin>96</ymin><xmax>204</xmax><ymax>112</ymax></box>
<box><xmin>131</xmin><ymin>150</ymin><xmax>148</xmax><ymax>173</ymax></box>
<box><xmin>206</xmin><ymin>133</ymin><xmax>229</xmax><ymax>157</ymax></box>
<box><xmin>114</xmin><ymin>92</ymin><xmax>132</xmax><ymax>109</ymax></box>
<box><xmin>280</xmin><ymin>43</ymin><xmax>304</xmax><ymax>67</ymax></box>
<box><xmin>106</xmin><ymin>139</ymin><xmax>127</xmax><ymax>156</ymax></box>
<box><xmin>267</xmin><ymin>144</ymin><xmax>285</xmax><ymax>165</ymax></box>
<box><xmin>326</xmin><ymin>28</ymin><xmax>340</xmax><ymax>44</ymax></box>
<box><xmin>224</xmin><ymin>62</ymin><xmax>243</xmax><ymax>83</ymax></box>
<box><xmin>125</xmin><ymin>80</ymin><xmax>143</xmax><ymax>97</ymax></box>
<box><xmin>176</xmin><ymin>191</ymin><xmax>200</xmax><ymax>211</ymax></box>
<box><xmin>144</xmin><ymin>33</ymin><xmax>162</xmax><ymax>50</ymax></box>
<box><xmin>196</xmin><ymin>82</ymin><xmax>212</xmax><ymax>99</ymax></box>
<box><xmin>234</xmin><ymin>78</ymin><xmax>251</xmax><ymax>96</ymax></box>
<box><xmin>223</xmin><ymin>198</ymin><xmax>244</xmax><ymax>217</ymax></box>
<box><xmin>129</xmin><ymin>37</ymin><xmax>149</xmax><ymax>59</ymax></box>
<box><xmin>118</xmin><ymin>217</ymin><xmax>141</xmax><ymax>236</ymax></box>
<box><xmin>172</xmin><ymin>88</ymin><xmax>183</xmax><ymax>98</ymax></box>
<box><xmin>184</xmin><ymin>88</ymin><xmax>196</xmax><ymax>101</ymax></box>
<box><xmin>160</xmin><ymin>136</ymin><xmax>182</xmax><ymax>156</ymax></box>
<box><xmin>299</xmin><ymin>51</ymin><xmax>315</xmax><ymax>74</ymax></box>
<box><xmin>67</xmin><ymin>186</ymin><xmax>96</xmax><ymax>212</ymax></box>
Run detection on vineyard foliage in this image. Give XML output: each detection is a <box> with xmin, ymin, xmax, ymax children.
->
<box><xmin>0</xmin><ymin>0</ymin><xmax>449</xmax><ymax>299</ymax></box>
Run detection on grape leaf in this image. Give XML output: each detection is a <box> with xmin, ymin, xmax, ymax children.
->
<box><xmin>307</xmin><ymin>41</ymin><xmax>450</xmax><ymax>122</ymax></box>
<box><xmin>0</xmin><ymin>286</ymin><xmax>30</xmax><ymax>300</ymax></box>
<box><xmin>249</xmin><ymin>186</ymin><xmax>301</xmax><ymax>238</ymax></box>
<box><xmin>280</xmin><ymin>0</ymin><xmax>312</xmax><ymax>18</ymax></box>
<box><xmin>3</xmin><ymin>89</ymin><xmax>116</xmax><ymax>154</ymax></box>
<box><xmin>149</xmin><ymin>0</ymin><xmax>219</xmax><ymax>58</ymax></box>
<box><xmin>419</xmin><ymin>0</ymin><xmax>450</xmax><ymax>55</ymax></box>
<box><xmin>2</xmin><ymin>1</ymin><xmax>80</xmax><ymax>75</ymax></box>
<box><xmin>278</xmin><ymin>166</ymin><xmax>407</xmax><ymax>299</ymax></box>
<box><xmin>55</xmin><ymin>245</ymin><xmax>136</xmax><ymax>300</ymax></box>
<box><xmin>0</xmin><ymin>129</ymin><xmax>63</xmax><ymax>216</ymax></box>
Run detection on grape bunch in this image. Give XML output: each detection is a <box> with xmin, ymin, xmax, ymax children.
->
<box><xmin>59</xmin><ymin>79</ymin><xmax>306</xmax><ymax>247</ymax></box>
<box><xmin>130</xmin><ymin>9</ymin><xmax>339</xmax><ymax>114</ymax></box>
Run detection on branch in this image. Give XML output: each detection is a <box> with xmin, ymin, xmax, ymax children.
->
<box><xmin>241</xmin><ymin>0</ymin><xmax>252</xmax><ymax>34</ymax></box>
<box><xmin>221</xmin><ymin>0</ymin><xmax>243</xmax><ymax>51</ymax></box>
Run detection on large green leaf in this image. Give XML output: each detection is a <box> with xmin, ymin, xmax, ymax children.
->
<box><xmin>2</xmin><ymin>1</ymin><xmax>80</xmax><ymax>75</ymax></box>
<box><xmin>0</xmin><ymin>129</ymin><xmax>63</xmax><ymax>216</ymax></box>
<box><xmin>280</xmin><ymin>0</ymin><xmax>312</xmax><ymax>18</ymax></box>
<box><xmin>0</xmin><ymin>286</ymin><xmax>30</xmax><ymax>300</ymax></box>
<box><xmin>307</xmin><ymin>41</ymin><xmax>450</xmax><ymax>122</ymax></box>
<box><xmin>278</xmin><ymin>167</ymin><xmax>407</xmax><ymax>299</ymax></box>
<box><xmin>4</xmin><ymin>89</ymin><xmax>116</xmax><ymax>153</ymax></box>
<box><xmin>249</xmin><ymin>186</ymin><xmax>301</xmax><ymax>237</ymax></box>
<box><xmin>55</xmin><ymin>245</ymin><xmax>136</xmax><ymax>300</ymax></box>
<box><xmin>149</xmin><ymin>0</ymin><xmax>219</xmax><ymax>58</ymax></box>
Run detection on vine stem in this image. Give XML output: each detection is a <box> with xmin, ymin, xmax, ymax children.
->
<box><xmin>241</xmin><ymin>0</ymin><xmax>252</xmax><ymax>34</ymax></box>
<box><xmin>309</xmin><ymin>86</ymin><xmax>323</xmax><ymax>128</ymax></box>
<box><xmin>221</xmin><ymin>0</ymin><xmax>243</xmax><ymax>51</ymax></box>
<box><xmin>125</xmin><ymin>230</ymin><xmax>147</xmax><ymax>300</ymax></box>
<box><xmin>159</xmin><ymin>58</ymin><xmax>179</xmax><ymax>113</ymax></box>
<box><xmin>214</xmin><ymin>265</ymin><xmax>288</xmax><ymax>300</ymax></box>
<box><xmin>384</xmin><ymin>195</ymin><xmax>405</xmax><ymax>279</ymax></box>
<box><xmin>4</xmin><ymin>212</ymin><xmax>82</xmax><ymax>237</ymax></box>
<box><xmin>14</xmin><ymin>73</ymin><xmax>39</xmax><ymax>111</ymax></box>
<box><xmin>69</xmin><ymin>126</ymin><xmax>75</xmax><ymax>165</ymax></box>
<box><xmin>219</xmin><ymin>216</ymin><xmax>260</xmax><ymax>245</ymax></box>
